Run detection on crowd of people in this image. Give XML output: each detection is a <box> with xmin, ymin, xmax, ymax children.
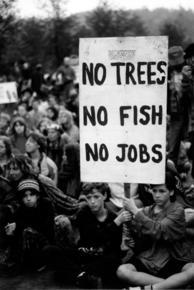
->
<box><xmin>0</xmin><ymin>44</ymin><xmax>194</xmax><ymax>289</ymax></box>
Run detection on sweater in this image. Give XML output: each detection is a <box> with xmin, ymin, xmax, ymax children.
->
<box><xmin>133</xmin><ymin>201</ymin><xmax>192</xmax><ymax>274</ymax></box>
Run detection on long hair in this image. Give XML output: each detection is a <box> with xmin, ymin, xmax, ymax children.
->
<box><xmin>10</xmin><ymin>116</ymin><xmax>29</xmax><ymax>138</ymax></box>
<box><xmin>6</xmin><ymin>154</ymin><xmax>37</xmax><ymax>180</ymax></box>
<box><xmin>27</xmin><ymin>132</ymin><xmax>47</xmax><ymax>153</ymax></box>
<box><xmin>0</xmin><ymin>136</ymin><xmax>12</xmax><ymax>158</ymax></box>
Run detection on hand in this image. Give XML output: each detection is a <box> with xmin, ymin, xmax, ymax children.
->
<box><xmin>114</xmin><ymin>210</ymin><xmax>133</xmax><ymax>226</ymax></box>
<box><xmin>24</xmin><ymin>227</ymin><xmax>38</xmax><ymax>235</ymax></box>
<box><xmin>55</xmin><ymin>215</ymin><xmax>71</xmax><ymax>229</ymax></box>
<box><xmin>5</xmin><ymin>222</ymin><xmax>16</xmax><ymax>236</ymax></box>
<box><xmin>123</xmin><ymin>198</ymin><xmax>140</xmax><ymax>215</ymax></box>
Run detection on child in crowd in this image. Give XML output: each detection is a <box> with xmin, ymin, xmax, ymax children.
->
<box><xmin>46</xmin><ymin>106</ymin><xmax>59</xmax><ymax>123</ymax></box>
<box><xmin>6</xmin><ymin>154</ymin><xmax>80</xmax><ymax>216</ymax></box>
<box><xmin>9</xmin><ymin>116</ymin><xmax>31</xmax><ymax>154</ymax></box>
<box><xmin>58</xmin><ymin>109</ymin><xmax>79</xmax><ymax>143</ymax></box>
<box><xmin>25</xmin><ymin>132</ymin><xmax>58</xmax><ymax>185</ymax></box>
<box><xmin>117</xmin><ymin>171</ymin><xmax>194</xmax><ymax>290</ymax></box>
<box><xmin>45</xmin><ymin>182</ymin><xmax>131</xmax><ymax>288</ymax></box>
<box><xmin>5</xmin><ymin>179</ymin><xmax>55</xmax><ymax>270</ymax></box>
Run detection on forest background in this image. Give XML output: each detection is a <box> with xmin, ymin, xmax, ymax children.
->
<box><xmin>1</xmin><ymin>0</ymin><xmax>193</xmax><ymax>74</ymax></box>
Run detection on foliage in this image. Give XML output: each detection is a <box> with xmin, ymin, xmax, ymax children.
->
<box><xmin>86</xmin><ymin>1</ymin><xmax>146</xmax><ymax>37</ymax></box>
<box><xmin>1</xmin><ymin>1</ymin><xmax>194</xmax><ymax>75</ymax></box>
<box><xmin>0</xmin><ymin>0</ymin><xmax>17</xmax><ymax>73</ymax></box>
<box><xmin>159</xmin><ymin>21</ymin><xmax>186</xmax><ymax>47</ymax></box>
<box><xmin>0</xmin><ymin>0</ymin><xmax>15</xmax><ymax>18</ymax></box>
<box><xmin>134</xmin><ymin>7</ymin><xmax>194</xmax><ymax>47</ymax></box>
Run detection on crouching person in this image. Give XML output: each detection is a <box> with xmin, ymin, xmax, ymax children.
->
<box><xmin>116</xmin><ymin>171</ymin><xmax>194</xmax><ymax>290</ymax></box>
<box><xmin>44</xmin><ymin>182</ymin><xmax>131</xmax><ymax>288</ymax></box>
<box><xmin>5</xmin><ymin>179</ymin><xmax>55</xmax><ymax>271</ymax></box>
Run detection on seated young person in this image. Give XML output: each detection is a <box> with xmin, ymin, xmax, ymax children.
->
<box><xmin>45</xmin><ymin>182</ymin><xmax>131</xmax><ymax>288</ymax></box>
<box><xmin>117</xmin><ymin>171</ymin><xmax>194</xmax><ymax>290</ymax></box>
<box><xmin>5</xmin><ymin>179</ymin><xmax>55</xmax><ymax>270</ymax></box>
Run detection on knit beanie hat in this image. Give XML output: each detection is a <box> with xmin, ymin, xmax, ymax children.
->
<box><xmin>17</xmin><ymin>179</ymin><xmax>40</xmax><ymax>193</ymax></box>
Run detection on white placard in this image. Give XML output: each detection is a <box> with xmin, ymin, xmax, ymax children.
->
<box><xmin>0</xmin><ymin>82</ymin><xmax>18</xmax><ymax>104</ymax></box>
<box><xmin>79</xmin><ymin>36</ymin><xmax>168</xmax><ymax>184</ymax></box>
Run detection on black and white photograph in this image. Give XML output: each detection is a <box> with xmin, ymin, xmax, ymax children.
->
<box><xmin>1</xmin><ymin>0</ymin><xmax>194</xmax><ymax>289</ymax></box>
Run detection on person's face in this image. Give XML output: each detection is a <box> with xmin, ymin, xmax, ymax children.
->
<box><xmin>39</xmin><ymin>121</ymin><xmax>48</xmax><ymax>133</ymax></box>
<box><xmin>18</xmin><ymin>106</ymin><xmax>27</xmax><ymax>117</ymax></box>
<box><xmin>48</xmin><ymin>96</ymin><xmax>56</xmax><ymax>106</ymax></box>
<box><xmin>8</xmin><ymin>163</ymin><xmax>23</xmax><ymax>181</ymax></box>
<box><xmin>151</xmin><ymin>184</ymin><xmax>173</xmax><ymax>208</ymax></box>
<box><xmin>86</xmin><ymin>189</ymin><xmax>106</xmax><ymax>213</ymax></box>
<box><xmin>58</xmin><ymin>112</ymin><xmax>71</xmax><ymax>129</ymax></box>
<box><xmin>32</xmin><ymin>100</ymin><xmax>39</xmax><ymax>110</ymax></box>
<box><xmin>25</xmin><ymin>137</ymin><xmax>39</xmax><ymax>154</ymax></box>
<box><xmin>22</xmin><ymin>190</ymin><xmax>38</xmax><ymax>208</ymax></box>
<box><xmin>14</xmin><ymin>121</ymin><xmax>25</xmax><ymax>135</ymax></box>
<box><xmin>0</xmin><ymin>118</ymin><xmax>8</xmax><ymax>128</ymax></box>
<box><xmin>58</xmin><ymin>111</ymin><xmax>67</xmax><ymax>124</ymax></box>
<box><xmin>0</xmin><ymin>140</ymin><xmax>6</xmax><ymax>156</ymax></box>
<box><xmin>47</xmin><ymin>128</ymin><xmax>58</xmax><ymax>141</ymax></box>
<box><xmin>47</xmin><ymin>109</ymin><xmax>54</xmax><ymax>120</ymax></box>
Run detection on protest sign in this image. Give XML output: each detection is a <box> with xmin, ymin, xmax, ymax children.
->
<box><xmin>79</xmin><ymin>36</ymin><xmax>168</xmax><ymax>184</ymax></box>
<box><xmin>0</xmin><ymin>82</ymin><xmax>18</xmax><ymax>104</ymax></box>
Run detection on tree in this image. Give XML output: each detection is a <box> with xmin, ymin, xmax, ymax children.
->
<box><xmin>69</xmin><ymin>21</ymin><xmax>94</xmax><ymax>55</ymax></box>
<box><xmin>159</xmin><ymin>21</ymin><xmax>186</xmax><ymax>47</ymax></box>
<box><xmin>0</xmin><ymin>0</ymin><xmax>17</xmax><ymax>74</ymax></box>
<box><xmin>86</xmin><ymin>1</ymin><xmax>146</xmax><ymax>37</ymax></box>
<box><xmin>38</xmin><ymin>0</ymin><xmax>74</xmax><ymax>67</ymax></box>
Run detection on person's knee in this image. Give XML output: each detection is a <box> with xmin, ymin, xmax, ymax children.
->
<box><xmin>181</xmin><ymin>263</ymin><xmax>194</xmax><ymax>281</ymax></box>
<box><xmin>116</xmin><ymin>263</ymin><xmax>136</xmax><ymax>280</ymax></box>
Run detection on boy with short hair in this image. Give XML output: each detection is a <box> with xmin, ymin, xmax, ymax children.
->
<box><xmin>117</xmin><ymin>171</ymin><xmax>194</xmax><ymax>289</ymax></box>
<box><xmin>46</xmin><ymin>182</ymin><xmax>131</xmax><ymax>288</ymax></box>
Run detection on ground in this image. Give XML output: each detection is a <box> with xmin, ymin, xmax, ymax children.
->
<box><xmin>0</xmin><ymin>270</ymin><xmax>78</xmax><ymax>290</ymax></box>
<box><xmin>0</xmin><ymin>269</ymin><xmax>121</xmax><ymax>290</ymax></box>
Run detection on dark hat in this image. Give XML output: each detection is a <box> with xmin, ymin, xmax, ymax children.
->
<box><xmin>17</xmin><ymin>179</ymin><xmax>40</xmax><ymax>193</ymax></box>
<box><xmin>184</xmin><ymin>43</ymin><xmax>194</xmax><ymax>59</ymax></box>
<box><xmin>168</xmin><ymin>46</ymin><xmax>184</xmax><ymax>66</ymax></box>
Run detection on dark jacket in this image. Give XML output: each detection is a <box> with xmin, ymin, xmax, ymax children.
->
<box><xmin>15</xmin><ymin>197</ymin><xmax>55</xmax><ymax>243</ymax></box>
<box><xmin>72</xmin><ymin>206</ymin><xmax>122</xmax><ymax>256</ymax></box>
